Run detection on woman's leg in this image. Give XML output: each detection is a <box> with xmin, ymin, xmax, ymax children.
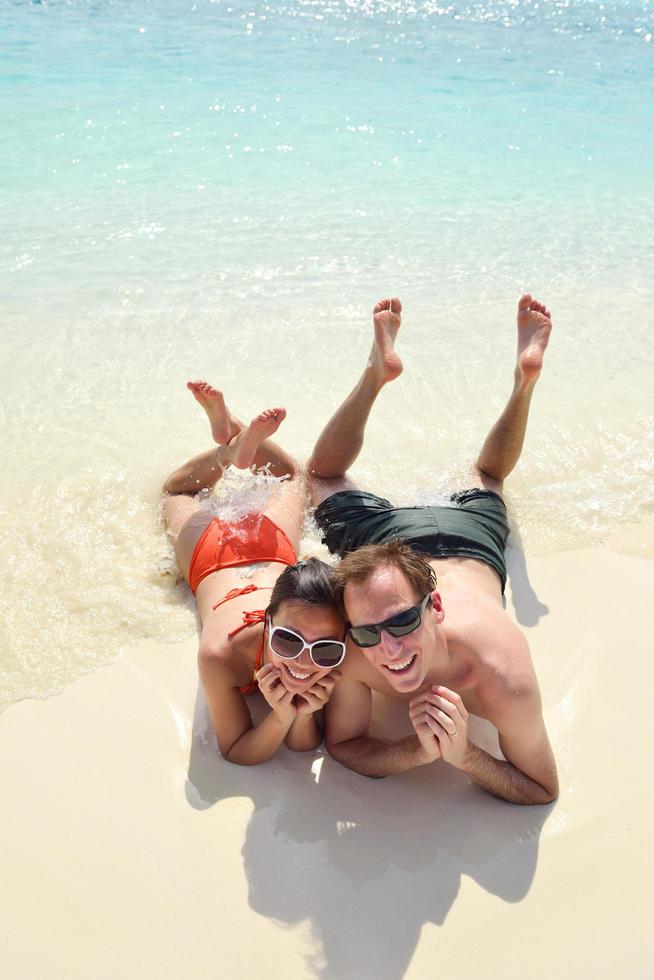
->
<box><xmin>262</xmin><ymin>470</ymin><xmax>307</xmax><ymax>554</ymax></box>
<box><xmin>163</xmin><ymin>445</ymin><xmax>229</xmax><ymax>496</ymax></box>
<box><xmin>187</xmin><ymin>380</ymin><xmax>242</xmax><ymax>444</ymax></box>
<box><xmin>163</xmin><ymin>382</ymin><xmax>296</xmax><ymax>578</ymax></box>
<box><xmin>164</xmin><ymin>493</ymin><xmax>215</xmax><ymax>582</ymax></box>
<box><xmin>186</xmin><ymin>381</ymin><xmax>297</xmax><ymax>479</ymax></box>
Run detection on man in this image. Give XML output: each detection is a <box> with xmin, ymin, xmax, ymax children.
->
<box><xmin>307</xmin><ymin>295</ymin><xmax>558</xmax><ymax>805</ymax></box>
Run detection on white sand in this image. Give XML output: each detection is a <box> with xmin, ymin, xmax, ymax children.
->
<box><xmin>3</xmin><ymin>544</ymin><xmax>654</xmax><ymax>980</ymax></box>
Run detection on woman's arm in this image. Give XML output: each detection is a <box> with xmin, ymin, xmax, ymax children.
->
<box><xmin>199</xmin><ymin>647</ymin><xmax>296</xmax><ymax>766</ymax></box>
<box><xmin>285</xmin><ymin>714</ymin><xmax>323</xmax><ymax>752</ymax></box>
<box><xmin>284</xmin><ymin>671</ymin><xmax>342</xmax><ymax>752</ymax></box>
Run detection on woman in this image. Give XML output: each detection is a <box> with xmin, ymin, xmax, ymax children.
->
<box><xmin>163</xmin><ymin>381</ymin><xmax>345</xmax><ymax>765</ymax></box>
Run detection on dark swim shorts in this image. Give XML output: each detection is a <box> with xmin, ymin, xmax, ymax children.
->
<box><xmin>314</xmin><ymin>488</ymin><xmax>510</xmax><ymax>591</ymax></box>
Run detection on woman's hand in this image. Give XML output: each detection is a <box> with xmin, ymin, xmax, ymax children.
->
<box><xmin>256</xmin><ymin>663</ymin><xmax>297</xmax><ymax>725</ymax></box>
<box><xmin>295</xmin><ymin>670</ymin><xmax>342</xmax><ymax>717</ymax></box>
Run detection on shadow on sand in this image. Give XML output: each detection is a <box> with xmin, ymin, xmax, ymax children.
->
<box><xmin>186</xmin><ymin>684</ymin><xmax>552</xmax><ymax>980</ymax></box>
<box><xmin>505</xmin><ymin>541</ymin><xmax>550</xmax><ymax>627</ymax></box>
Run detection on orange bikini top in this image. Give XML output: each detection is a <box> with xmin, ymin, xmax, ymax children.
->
<box><xmin>213</xmin><ymin>584</ymin><xmax>272</xmax><ymax>695</ymax></box>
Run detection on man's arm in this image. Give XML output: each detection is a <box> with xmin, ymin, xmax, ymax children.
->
<box><xmin>328</xmin><ymin>732</ymin><xmax>427</xmax><ymax>777</ymax></box>
<box><xmin>325</xmin><ymin>670</ymin><xmax>427</xmax><ymax>777</ymax></box>
<box><xmin>432</xmin><ymin>609</ymin><xmax>558</xmax><ymax>804</ymax></box>
<box><xmin>411</xmin><ymin>684</ymin><xmax>558</xmax><ymax>805</ymax></box>
<box><xmin>490</xmin><ymin>683</ymin><xmax>558</xmax><ymax>804</ymax></box>
<box><xmin>458</xmin><ymin>738</ymin><xmax>557</xmax><ymax>805</ymax></box>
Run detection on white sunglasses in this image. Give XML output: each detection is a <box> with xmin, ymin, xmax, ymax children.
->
<box><xmin>267</xmin><ymin>623</ymin><xmax>346</xmax><ymax>669</ymax></box>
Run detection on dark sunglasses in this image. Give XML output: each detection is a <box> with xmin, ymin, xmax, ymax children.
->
<box><xmin>268</xmin><ymin>623</ymin><xmax>346</xmax><ymax>669</ymax></box>
<box><xmin>347</xmin><ymin>594</ymin><xmax>432</xmax><ymax>648</ymax></box>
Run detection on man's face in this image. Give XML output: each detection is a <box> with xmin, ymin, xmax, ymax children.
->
<box><xmin>343</xmin><ymin>565</ymin><xmax>442</xmax><ymax>694</ymax></box>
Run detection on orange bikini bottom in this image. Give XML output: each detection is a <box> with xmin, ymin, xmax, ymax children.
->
<box><xmin>188</xmin><ymin>513</ymin><xmax>297</xmax><ymax>594</ymax></box>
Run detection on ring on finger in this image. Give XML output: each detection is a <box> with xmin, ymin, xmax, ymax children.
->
<box><xmin>437</xmin><ymin>709</ymin><xmax>457</xmax><ymax>736</ymax></box>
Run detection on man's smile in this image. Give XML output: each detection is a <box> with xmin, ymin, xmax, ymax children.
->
<box><xmin>383</xmin><ymin>654</ymin><xmax>417</xmax><ymax>674</ymax></box>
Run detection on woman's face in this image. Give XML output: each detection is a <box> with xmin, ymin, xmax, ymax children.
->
<box><xmin>267</xmin><ymin>600</ymin><xmax>346</xmax><ymax>693</ymax></box>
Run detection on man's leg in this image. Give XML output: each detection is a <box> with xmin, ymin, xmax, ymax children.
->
<box><xmin>308</xmin><ymin>298</ymin><xmax>403</xmax><ymax>485</ymax></box>
<box><xmin>475</xmin><ymin>294</ymin><xmax>552</xmax><ymax>490</ymax></box>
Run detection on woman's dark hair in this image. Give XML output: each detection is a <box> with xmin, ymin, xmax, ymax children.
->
<box><xmin>267</xmin><ymin>558</ymin><xmax>344</xmax><ymax>618</ymax></box>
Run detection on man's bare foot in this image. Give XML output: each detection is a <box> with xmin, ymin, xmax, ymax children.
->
<box><xmin>187</xmin><ymin>380</ymin><xmax>239</xmax><ymax>445</ymax></box>
<box><xmin>516</xmin><ymin>294</ymin><xmax>552</xmax><ymax>386</ymax></box>
<box><xmin>368</xmin><ymin>297</ymin><xmax>403</xmax><ymax>386</ymax></box>
<box><xmin>227</xmin><ymin>408</ymin><xmax>287</xmax><ymax>470</ymax></box>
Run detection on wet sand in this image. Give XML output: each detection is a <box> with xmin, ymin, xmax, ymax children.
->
<box><xmin>2</xmin><ymin>543</ymin><xmax>653</xmax><ymax>979</ymax></box>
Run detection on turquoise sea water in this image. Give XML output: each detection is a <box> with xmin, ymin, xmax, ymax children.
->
<box><xmin>2</xmin><ymin>0</ymin><xmax>653</xmax><ymax>301</ymax></box>
<box><xmin>2</xmin><ymin>0</ymin><xmax>654</xmax><ymax>308</ymax></box>
<box><xmin>1</xmin><ymin>0</ymin><xmax>653</xmax><ymax>707</ymax></box>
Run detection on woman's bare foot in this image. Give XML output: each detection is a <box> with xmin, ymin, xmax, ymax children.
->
<box><xmin>186</xmin><ymin>380</ymin><xmax>240</xmax><ymax>445</ymax></box>
<box><xmin>368</xmin><ymin>297</ymin><xmax>403</xmax><ymax>386</ymax></box>
<box><xmin>227</xmin><ymin>408</ymin><xmax>287</xmax><ymax>470</ymax></box>
<box><xmin>516</xmin><ymin>294</ymin><xmax>552</xmax><ymax>387</ymax></box>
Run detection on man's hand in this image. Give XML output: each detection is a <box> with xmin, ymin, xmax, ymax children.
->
<box><xmin>295</xmin><ymin>670</ymin><xmax>342</xmax><ymax>717</ymax></box>
<box><xmin>409</xmin><ymin>685</ymin><xmax>470</xmax><ymax>767</ymax></box>
<box><xmin>256</xmin><ymin>663</ymin><xmax>297</xmax><ymax>725</ymax></box>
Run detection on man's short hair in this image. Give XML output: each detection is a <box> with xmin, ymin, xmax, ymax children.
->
<box><xmin>333</xmin><ymin>540</ymin><xmax>437</xmax><ymax>600</ymax></box>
